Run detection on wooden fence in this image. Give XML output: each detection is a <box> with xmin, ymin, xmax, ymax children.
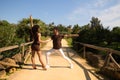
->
<box><xmin>0</xmin><ymin>42</ymin><xmax>32</xmax><ymax>67</ymax></box>
<box><xmin>1</xmin><ymin>41</ymin><xmax>120</xmax><ymax>71</ymax></box>
<box><xmin>74</xmin><ymin>42</ymin><xmax>120</xmax><ymax>71</ymax></box>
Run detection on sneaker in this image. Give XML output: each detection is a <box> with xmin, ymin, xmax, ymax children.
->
<box><xmin>46</xmin><ymin>65</ymin><xmax>50</xmax><ymax>69</ymax></box>
<box><xmin>70</xmin><ymin>64</ymin><xmax>73</xmax><ymax>69</ymax></box>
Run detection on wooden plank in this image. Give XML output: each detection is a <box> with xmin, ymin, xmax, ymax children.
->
<box><xmin>75</xmin><ymin>42</ymin><xmax>120</xmax><ymax>56</ymax></box>
<box><xmin>109</xmin><ymin>53</ymin><xmax>120</xmax><ymax>68</ymax></box>
<box><xmin>24</xmin><ymin>50</ymin><xmax>31</xmax><ymax>63</ymax></box>
<box><xmin>0</xmin><ymin>42</ymin><xmax>32</xmax><ymax>52</ymax></box>
<box><xmin>0</xmin><ymin>45</ymin><xmax>19</xmax><ymax>52</ymax></box>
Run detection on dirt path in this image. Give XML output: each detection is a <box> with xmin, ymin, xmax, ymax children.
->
<box><xmin>8</xmin><ymin>39</ymin><xmax>102</xmax><ymax>80</ymax></box>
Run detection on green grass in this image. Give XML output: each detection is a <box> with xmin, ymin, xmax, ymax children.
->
<box><xmin>65</xmin><ymin>38</ymin><xmax>72</xmax><ymax>47</ymax></box>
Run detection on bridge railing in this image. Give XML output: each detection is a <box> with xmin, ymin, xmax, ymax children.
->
<box><xmin>0</xmin><ymin>42</ymin><xmax>32</xmax><ymax>67</ymax></box>
<box><xmin>74</xmin><ymin>42</ymin><xmax>120</xmax><ymax>71</ymax></box>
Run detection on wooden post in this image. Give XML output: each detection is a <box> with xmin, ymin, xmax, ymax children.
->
<box><xmin>83</xmin><ymin>46</ymin><xmax>86</xmax><ymax>58</ymax></box>
<box><xmin>21</xmin><ymin>44</ymin><xmax>25</xmax><ymax>63</ymax></box>
<box><xmin>100</xmin><ymin>52</ymin><xmax>111</xmax><ymax>70</ymax></box>
<box><xmin>24</xmin><ymin>46</ymin><xmax>32</xmax><ymax>63</ymax></box>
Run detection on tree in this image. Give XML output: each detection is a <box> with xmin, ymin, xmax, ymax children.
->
<box><xmin>0</xmin><ymin>20</ymin><xmax>10</xmax><ymax>26</ymax></box>
<box><xmin>57</xmin><ymin>24</ymin><xmax>67</xmax><ymax>34</ymax></box>
<box><xmin>72</xmin><ymin>17</ymin><xmax>112</xmax><ymax>46</ymax></box>
<box><xmin>81</xmin><ymin>24</ymin><xmax>90</xmax><ymax>30</ymax></box>
<box><xmin>112</xmin><ymin>27</ymin><xmax>120</xmax><ymax>42</ymax></box>
<box><xmin>109</xmin><ymin>27</ymin><xmax>120</xmax><ymax>50</ymax></box>
<box><xmin>47</xmin><ymin>22</ymin><xmax>55</xmax><ymax>35</ymax></box>
<box><xmin>0</xmin><ymin>20</ymin><xmax>18</xmax><ymax>47</ymax></box>
<box><xmin>90</xmin><ymin>17</ymin><xmax>103</xmax><ymax>30</ymax></box>
<box><xmin>16</xmin><ymin>17</ymin><xmax>47</xmax><ymax>41</ymax></box>
<box><xmin>72</xmin><ymin>24</ymin><xmax>80</xmax><ymax>34</ymax></box>
<box><xmin>67</xmin><ymin>25</ymin><xmax>72</xmax><ymax>34</ymax></box>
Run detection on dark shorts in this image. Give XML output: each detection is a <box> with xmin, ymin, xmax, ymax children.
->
<box><xmin>31</xmin><ymin>43</ymin><xmax>40</xmax><ymax>51</ymax></box>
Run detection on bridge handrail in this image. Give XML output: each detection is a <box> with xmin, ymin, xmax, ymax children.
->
<box><xmin>0</xmin><ymin>42</ymin><xmax>32</xmax><ymax>53</ymax></box>
<box><xmin>75</xmin><ymin>42</ymin><xmax>120</xmax><ymax>56</ymax></box>
<box><xmin>0</xmin><ymin>41</ymin><xmax>32</xmax><ymax>68</ymax></box>
<box><xmin>74</xmin><ymin>42</ymin><xmax>120</xmax><ymax>70</ymax></box>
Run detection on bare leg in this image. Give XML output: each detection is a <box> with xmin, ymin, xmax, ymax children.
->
<box><xmin>31</xmin><ymin>50</ymin><xmax>36</xmax><ymax>69</ymax></box>
<box><xmin>37</xmin><ymin>51</ymin><xmax>46</xmax><ymax>70</ymax></box>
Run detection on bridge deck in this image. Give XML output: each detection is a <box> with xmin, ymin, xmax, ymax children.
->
<box><xmin>8</xmin><ymin>39</ymin><xmax>103</xmax><ymax>80</ymax></box>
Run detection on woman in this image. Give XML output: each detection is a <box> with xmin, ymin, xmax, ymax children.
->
<box><xmin>31</xmin><ymin>25</ymin><xmax>48</xmax><ymax>70</ymax></box>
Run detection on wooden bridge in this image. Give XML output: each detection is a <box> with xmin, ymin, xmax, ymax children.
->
<box><xmin>0</xmin><ymin>39</ymin><xmax>120</xmax><ymax>80</ymax></box>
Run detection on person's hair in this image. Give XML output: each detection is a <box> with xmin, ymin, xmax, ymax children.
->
<box><xmin>32</xmin><ymin>25</ymin><xmax>40</xmax><ymax>34</ymax></box>
<box><xmin>53</xmin><ymin>27</ymin><xmax>59</xmax><ymax>31</ymax></box>
<box><xmin>30</xmin><ymin>25</ymin><xmax>40</xmax><ymax>41</ymax></box>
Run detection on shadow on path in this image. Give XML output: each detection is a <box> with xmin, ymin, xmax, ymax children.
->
<box><xmin>64</xmin><ymin>47</ymin><xmax>103</xmax><ymax>80</ymax></box>
<box><xmin>22</xmin><ymin>63</ymin><xmax>43</xmax><ymax>70</ymax></box>
<box><xmin>70</xmin><ymin>58</ymin><xmax>103</xmax><ymax>80</ymax></box>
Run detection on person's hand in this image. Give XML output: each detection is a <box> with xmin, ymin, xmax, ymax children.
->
<box><xmin>64</xmin><ymin>34</ymin><xmax>68</xmax><ymax>37</ymax></box>
<box><xmin>46</xmin><ymin>38</ymin><xmax>51</xmax><ymax>42</ymax></box>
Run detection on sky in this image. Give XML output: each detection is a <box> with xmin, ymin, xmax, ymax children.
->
<box><xmin>0</xmin><ymin>0</ymin><xmax>120</xmax><ymax>29</ymax></box>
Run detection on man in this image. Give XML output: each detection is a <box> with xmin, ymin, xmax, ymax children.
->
<box><xmin>45</xmin><ymin>27</ymin><xmax>75</xmax><ymax>69</ymax></box>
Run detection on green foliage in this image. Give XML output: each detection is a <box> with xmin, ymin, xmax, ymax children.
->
<box><xmin>1</xmin><ymin>16</ymin><xmax>120</xmax><ymax>61</ymax></box>
<box><xmin>0</xmin><ymin>20</ymin><xmax>21</xmax><ymax>47</ymax></box>
<box><xmin>111</xmin><ymin>27</ymin><xmax>120</xmax><ymax>42</ymax></box>
<box><xmin>72</xmin><ymin>24</ymin><xmax>81</xmax><ymax>34</ymax></box>
<box><xmin>90</xmin><ymin>17</ymin><xmax>103</xmax><ymax>30</ymax></box>
<box><xmin>74</xmin><ymin>17</ymin><xmax>111</xmax><ymax>45</ymax></box>
<box><xmin>16</xmin><ymin>25</ymin><xmax>30</xmax><ymax>42</ymax></box>
<box><xmin>72</xmin><ymin>17</ymin><xmax>120</xmax><ymax>52</ymax></box>
<box><xmin>65</xmin><ymin>38</ymin><xmax>72</xmax><ymax>47</ymax></box>
<box><xmin>16</xmin><ymin>17</ymin><xmax>48</xmax><ymax>41</ymax></box>
<box><xmin>0</xmin><ymin>20</ymin><xmax>24</xmax><ymax>58</ymax></box>
<box><xmin>57</xmin><ymin>24</ymin><xmax>67</xmax><ymax>34</ymax></box>
<box><xmin>66</xmin><ymin>25</ymin><xmax>72</xmax><ymax>34</ymax></box>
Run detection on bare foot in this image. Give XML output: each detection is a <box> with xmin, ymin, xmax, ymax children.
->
<box><xmin>42</xmin><ymin>65</ymin><xmax>47</xmax><ymax>70</ymax></box>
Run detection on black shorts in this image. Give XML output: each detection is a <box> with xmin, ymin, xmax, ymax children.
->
<box><xmin>31</xmin><ymin>43</ymin><xmax>40</xmax><ymax>51</ymax></box>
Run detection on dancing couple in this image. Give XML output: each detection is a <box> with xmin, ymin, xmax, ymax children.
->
<box><xmin>31</xmin><ymin>25</ymin><xmax>73</xmax><ymax>70</ymax></box>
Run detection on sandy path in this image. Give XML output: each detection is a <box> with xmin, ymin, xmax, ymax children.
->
<box><xmin>7</xmin><ymin>39</ymin><xmax>101</xmax><ymax>80</ymax></box>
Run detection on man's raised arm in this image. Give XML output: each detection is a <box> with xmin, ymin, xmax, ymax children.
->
<box><xmin>64</xmin><ymin>34</ymin><xmax>79</xmax><ymax>37</ymax></box>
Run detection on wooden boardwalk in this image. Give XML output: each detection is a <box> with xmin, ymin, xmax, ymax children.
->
<box><xmin>7</xmin><ymin>39</ymin><xmax>103</xmax><ymax>80</ymax></box>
